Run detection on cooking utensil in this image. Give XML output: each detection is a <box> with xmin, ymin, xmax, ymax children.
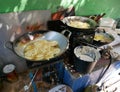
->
<box><xmin>61</xmin><ymin>16</ymin><xmax>98</xmax><ymax>34</ymax></box>
<box><xmin>74</xmin><ymin>46</ymin><xmax>101</xmax><ymax>74</ymax></box>
<box><xmin>89</xmin><ymin>13</ymin><xmax>106</xmax><ymax>23</ymax></box>
<box><xmin>93</xmin><ymin>29</ymin><xmax>115</xmax><ymax>46</ymax></box>
<box><xmin>5</xmin><ymin>30</ymin><xmax>71</xmax><ymax>63</ymax></box>
<box><xmin>24</xmin><ymin>69</ymin><xmax>39</xmax><ymax>92</ymax></box>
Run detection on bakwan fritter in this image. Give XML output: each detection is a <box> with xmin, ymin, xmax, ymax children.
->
<box><xmin>24</xmin><ymin>40</ymin><xmax>60</xmax><ymax>61</ymax></box>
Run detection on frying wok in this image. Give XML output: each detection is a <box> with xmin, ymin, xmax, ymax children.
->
<box><xmin>5</xmin><ymin>30</ymin><xmax>71</xmax><ymax>62</ymax></box>
<box><xmin>93</xmin><ymin>29</ymin><xmax>115</xmax><ymax>46</ymax></box>
<box><xmin>62</xmin><ymin>16</ymin><xmax>98</xmax><ymax>34</ymax></box>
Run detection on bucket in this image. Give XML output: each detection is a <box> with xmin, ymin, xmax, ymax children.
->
<box><xmin>74</xmin><ymin>46</ymin><xmax>101</xmax><ymax>74</ymax></box>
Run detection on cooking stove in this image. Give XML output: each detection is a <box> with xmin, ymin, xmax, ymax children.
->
<box><xmin>25</xmin><ymin>50</ymin><xmax>66</xmax><ymax>88</ymax></box>
<box><xmin>67</xmin><ymin>29</ymin><xmax>95</xmax><ymax>67</ymax></box>
<box><xmin>26</xmin><ymin>57</ymin><xmax>63</xmax><ymax>69</ymax></box>
<box><xmin>25</xmin><ymin>60</ymin><xmax>65</xmax><ymax>92</ymax></box>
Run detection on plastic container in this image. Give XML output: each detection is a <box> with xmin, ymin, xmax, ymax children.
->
<box><xmin>3</xmin><ymin>64</ymin><xmax>18</xmax><ymax>82</ymax></box>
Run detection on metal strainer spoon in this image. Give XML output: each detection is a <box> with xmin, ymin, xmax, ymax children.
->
<box><xmin>24</xmin><ymin>69</ymin><xmax>39</xmax><ymax>92</ymax></box>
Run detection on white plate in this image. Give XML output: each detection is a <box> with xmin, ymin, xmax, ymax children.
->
<box><xmin>49</xmin><ymin>84</ymin><xmax>73</xmax><ymax>92</ymax></box>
